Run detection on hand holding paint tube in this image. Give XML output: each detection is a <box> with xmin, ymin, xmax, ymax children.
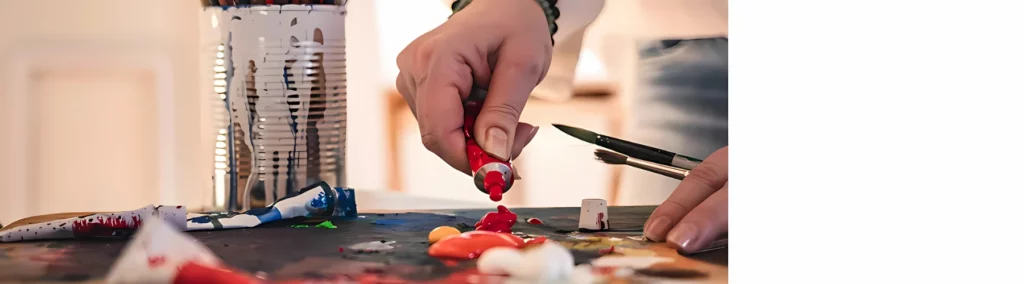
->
<box><xmin>464</xmin><ymin>87</ymin><xmax>516</xmax><ymax>202</ymax></box>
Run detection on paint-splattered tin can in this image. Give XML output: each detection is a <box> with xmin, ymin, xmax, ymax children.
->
<box><xmin>201</xmin><ymin>4</ymin><xmax>347</xmax><ymax>211</ymax></box>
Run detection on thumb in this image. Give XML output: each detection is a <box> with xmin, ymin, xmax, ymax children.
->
<box><xmin>473</xmin><ymin>41</ymin><xmax>547</xmax><ymax>160</ymax></box>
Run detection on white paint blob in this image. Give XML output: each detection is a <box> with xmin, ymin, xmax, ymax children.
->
<box><xmin>519</xmin><ymin>242</ymin><xmax>576</xmax><ymax>281</ymax></box>
<box><xmin>477</xmin><ymin>247</ymin><xmax>524</xmax><ymax>275</ymax></box>
<box><xmin>475</xmin><ymin>242</ymin><xmax>577</xmax><ymax>282</ymax></box>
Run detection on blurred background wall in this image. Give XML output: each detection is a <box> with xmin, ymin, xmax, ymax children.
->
<box><xmin>0</xmin><ymin>0</ymin><xmax>648</xmax><ymax>224</ymax></box>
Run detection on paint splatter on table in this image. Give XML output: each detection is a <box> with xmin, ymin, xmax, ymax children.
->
<box><xmin>0</xmin><ymin>206</ymin><xmax>726</xmax><ymax>283</ymax></box>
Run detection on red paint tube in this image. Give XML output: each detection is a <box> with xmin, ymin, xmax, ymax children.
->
<box><xmin>463</xmin><ymin>87</ymin><xmax>515</xmax><ymax>202</ymax></box>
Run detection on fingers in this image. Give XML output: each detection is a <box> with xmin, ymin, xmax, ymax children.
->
<box><xmin>473</xmin><ymin>37</ymin><xmax>547</xmax><ymax>161</ymax></box>
<box><xmin>414</xmin><ymin>51</ymin><xmax>477</xmax><ymax>175</ymax></box>
<box><xmin>508</xmin><ymin>122</ymin><xmax>540</xmax><ymax>160</ymax></box>
<box><xmin>396</xmin><ymin>71</ymin><xmax>417</xmax><ymax>117</ymax></box>
<box><xmin>667</xmin><ymin>184</ymin><xmax>728</xmax><ymax>254</ymax></box>
<box><xmin>644</xmin><ymin>147</ymin><xmax>729</xmax><ymax>242</ymax></box>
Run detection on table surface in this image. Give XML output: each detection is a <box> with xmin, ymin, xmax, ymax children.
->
<box><xmin>0</xmin><ymin>192</ymin><xmax>727</xmax><ymax>283</ymax></box>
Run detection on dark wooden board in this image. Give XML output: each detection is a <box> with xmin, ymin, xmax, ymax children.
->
<box><xmin>0</xmin><ymin>206</ymin><xmax>726</xmax><ymax>283</ymax></box>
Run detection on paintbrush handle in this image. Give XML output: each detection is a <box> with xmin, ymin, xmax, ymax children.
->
<box><xmin>625</xmin><ymin>158</ymin><xmax>690</xmax><ymax>180</ymax></box>
<box><xmin>670</xmin><ymin>155</ymin><xmax>702</xmax><ymax>170</ymax></box>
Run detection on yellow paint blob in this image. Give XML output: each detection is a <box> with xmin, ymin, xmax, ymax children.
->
<box><xmin>428</xmin><ymin>226</ymin><xmax>461</xmax><ymax>244</ymax></box>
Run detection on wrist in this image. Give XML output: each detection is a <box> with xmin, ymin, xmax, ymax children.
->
<box><xmin>450</xmin><ymin>0</ymin><xmax>560</xmax><ymax>45</ymax></box>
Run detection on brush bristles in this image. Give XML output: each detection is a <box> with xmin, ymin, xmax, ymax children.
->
<box><xmin>594</xmin><ymin>149</ymin><xmax>628</xmax><ymax>165</ymax></box>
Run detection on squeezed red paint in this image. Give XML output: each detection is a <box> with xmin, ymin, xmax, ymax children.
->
<box><xmin>71</xmin><ymin>215</ymin><xmax>143</xmax><ymax>237</ymax></box>
<box><xmin>526</xmin><ymin>218</ymin><xmax>543</xmax><ymax>225</ymax></box>
<box><xmin>485</xmin><ymin>171</ymin><xmax>505</xmax><ymax>202</ymax></box>
<box><xmin>427</xmin><ymin>231</ymin><xmax>525</xmax><ymax>259</ymax></box>
<box><xmin>173</xmin><ymin>261</ymin><xmax>260</xmax><ymax>284</ymax></box>
<box><xmin>463</xmin><ymin>100</ymin><xmax>513</xmax><ymax>202</ymax></box>
<box><xmin>598</xmin><ymin>246</ymin><xmax>616</xmax><ymax>255</ymax></box>
<box><xmin>474</xmin><ymin>205</ymin><xmax>517</xmax><ymax>233</ymax></box>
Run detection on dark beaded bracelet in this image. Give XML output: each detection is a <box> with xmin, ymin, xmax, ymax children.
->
<box><xmin>451</xmin><ymin>0</ymin><xmax>559</xmax><ymax>45</ymax></box>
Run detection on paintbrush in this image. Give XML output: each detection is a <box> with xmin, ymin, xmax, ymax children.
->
<box><xmin>553</xmin><ymin>124</ymin><xmax>703</xmax><ymax>170</ymax></box>
<box><xmin>594</xmin><ymin>149</ymin><xmax>689</xmax><ymax>180</ymax></box>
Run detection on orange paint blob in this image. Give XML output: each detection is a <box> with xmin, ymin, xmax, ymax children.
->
<box><xmin>427</xmin><ymin>231</ymin><xmax>525</xmax><ymax>259</ymax></box>
<box><xmin>475</xmin><ymin>205</ymin><xmax>517</xmax><ymax>233</ymax></box>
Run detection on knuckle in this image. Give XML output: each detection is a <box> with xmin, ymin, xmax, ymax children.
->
<box><xmin>687</xmin><ymin>163</ymin><xmax>727</xmax><ymax>187</ymax></box>
<box><xmin>481</xmin><ymin>102</ymin><xmax>522</xmax><ymax>126</ymax></box>
<box><xmin>503</xmin><ymin>58</ymin><xmax>545</xmax><ymax>81</ymax></box>
<box><xmin>420</xmin><ymin>131</ymin><xmax>442</xmax><ymax>153</ymax></box>
<box><xmin>658</xmin><ymin>198</ymin><xmax>693</xmax><ymax>217</ymax></box>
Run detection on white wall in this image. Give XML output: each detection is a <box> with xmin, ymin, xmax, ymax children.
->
<box><xmin>0</xmin><ymin>0</ymin><xmax>203</xmax><ymax>224</ymax></box>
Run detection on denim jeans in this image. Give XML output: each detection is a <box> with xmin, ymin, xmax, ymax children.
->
<box><xmin>616</xmin><ymin>38</ymin><xmax>728</xmax><ymax>205</ymax></box>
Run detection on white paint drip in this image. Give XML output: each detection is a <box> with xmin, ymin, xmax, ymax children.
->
<box><xmin>350</xmin><ymin>240</ymin><xmax>396</xmax><ymax>251</ymax></box>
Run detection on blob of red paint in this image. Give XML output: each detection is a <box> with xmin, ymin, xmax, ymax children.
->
<box><xmin>338</xmin><ymin>247</ymin><xmax>345</xmax><ymax>253</ymax></box>
<box><xmin>427</xmin><ymin>231</ymin><xmax>525</xmax><ymax>259</ymax></box>
<box><xmin>72</xmin><ymin>215</ymin><xmax>143</xmax><ymax>237</ymax></box>
<box><xmin>484</xmin><ymin>171</ymin><xmax>505</xmax><ymax>202</ymax></box>
<box><xmin>475</xmin><ymin>205</ymin><xmax>517</xmax><ymax>233</ymax></box>
<box><xmin>526</xmin><ymin>218</ymin><xmax>543</xmax><ymax>225</ymax></box>
<box><xmin>173</xmin><ymin>261</ymin><xmax>259</xmax><ymax>284</ymax></box>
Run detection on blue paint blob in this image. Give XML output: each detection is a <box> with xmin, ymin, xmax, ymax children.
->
<box><xmin>254</xmin><ymin>208</ymin><xmax>283</xmax><ymax>223</ymax></box>
<box><xmin>188</xmin><ymin>216</ymin><xmax>213</xmax><ymax>224</ymax></box>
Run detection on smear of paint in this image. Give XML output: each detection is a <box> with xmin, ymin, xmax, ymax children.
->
<box><xmin>371</xmin><ymin>219</ymin><xmax>405</xmax><ymax>226</ymax></box>
<box><xmin>475</xmin><ymin>205</ymin><xmax>517</xmax><ymax>233</ymax></box>
<box><xmin>525</xmin><ymin>236</ymin><xmax>548</xmax><ymax>245</ymax></box>
<box><xmin>598</xmin><ymin>246</ymin><xmax>615</xmax><ymax>255</ymax></box>
<box><xmin>315</xmin><ymin>221</ymin><xmax>336</xmax><ymax>228</ymax></box>
<box><xmin>189</xmin><ymin>216</ymin><xmax>212</xmax><ymax>224</ymax></box>
<box><xmin>309</xmin><ymin>192</ymin><xmax>327</xmax><ymax>209</ymax></box>
<box><xmin>526</xmin><ymin>218</ymin><xmax>543</xmax><ymax>225</ymax></box>
<box><xmin>72</xmin><ymin>215</ymin><xmax>143</xmax><ymax>237</ymax></box>
<box><xmin>428</xmin><ymin>231</ymin><xmax>525</xmax><ymax>259</ymax></box>
<box><xmin>290</xmin><ymin>225</ymin><xmax>309</xmax><ymax>228</ymax></box>
<box><xmin>350</xmin><ymin>241</ymin><xmax>396</xmax><ymax>252</ymax></box>
<box><xmin>590</xmin><ymin>256</ymin><xmax>673</xmax><ymax>269</ymax></box>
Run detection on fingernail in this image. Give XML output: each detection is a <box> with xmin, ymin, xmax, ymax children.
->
<box><xmin>525</xmin><ymin>126</ymin><xmax>540</xmax><ymax>143</ymax></box>
<box><xmin>643</xmin><ymin>216</ymin><xmax>671</xmax><ymax>242</ymax></box>
<box><xmin>513</xmin><ymin>168</ymin><xmax>522</xmax><ymax>180</ymax></box>
<box><xmin>484</xmin><ymin>127</ymin><xmax>510</xmax><ymax>160</ymax></box>
<box><xmin>666</xmin><ymin>223</ymin><xmax>699</xmax><ymax>252</ymax></box>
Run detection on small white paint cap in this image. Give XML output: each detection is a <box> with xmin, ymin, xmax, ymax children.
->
<box><xmin>579</xmin><ymin>198</ymin><xmax>609</xmax><ymax>230</ymax></box>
